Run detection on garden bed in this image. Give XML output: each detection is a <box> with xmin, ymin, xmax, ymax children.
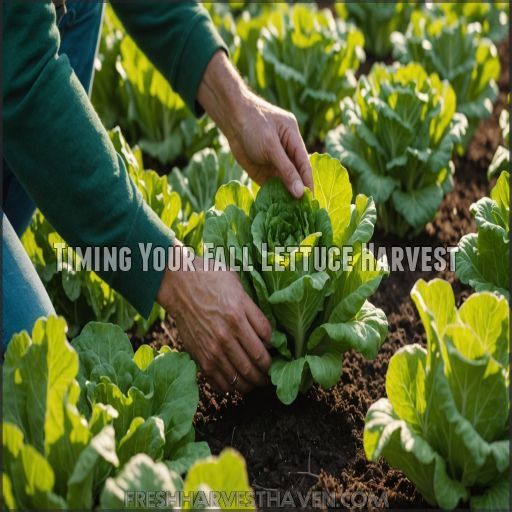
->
<box><xmin>132</xmin><ymin>39</ymin><xmax>508</xmax><ymax>510</ymax></box>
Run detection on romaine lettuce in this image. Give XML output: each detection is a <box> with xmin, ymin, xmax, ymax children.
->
<box><xmin>72</xmin><ymin>322</ymin><xmax>210</xmax><ymax>473</ymax></box>
<box><xmin>2</xmin><ymin>317</ymin><xmax>253</xmax><ymax>511</ymax></box>
<box><xmin>392</xmin><ymin>10</ymin><xmax>501</xmax><ymax>152</ymax></box>
<box><xmin>204</xmin><ymin>153</ymin><xmax>388</xmax><ymax>404</ymax></box>
<box><xmin>456</xmin><ymin>170</ymin><xmax>509</xmax><ymax>299</ymax></box>
<box><xmin>3</xmin><ymin>317</ymin><xmax>119</xmax><ymax>509</ymax></box>
<box><xmin>326</xmin><ymin>62</ymin><xmax>466</xmax><ymax>237</ymax></box>
<box><xmin>168</xmin><ymin>143</ymin><xmax>252</xmax><ymax>255</ymax></box>
<box><xmin>364</xmin><ymin>279</ymin><xmax>509</xmax><ymax>510</ymax></box>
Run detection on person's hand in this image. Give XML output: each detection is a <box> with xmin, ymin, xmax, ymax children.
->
<box><xmin>198</xmin><ymin>51</ymin><xmax>313</xmax><ymax>198</ymax></box>
<box><xmin>156</xmin><ymin>244</ymin><xmax>273</xmax><ymax>394</ymax></box>
<box><xmin>228</xmin><ymin>91</ymin><xmax>314</xmax><ymax>198</ymax></box>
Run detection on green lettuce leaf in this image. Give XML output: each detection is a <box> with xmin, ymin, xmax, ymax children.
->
<box><xmin>183</xmin><ymin>449</ymin><xmax>254</xmax><ymax>510</ymax></box>
<box><xmin>488</xmin><ymin>109</ymin><xmax>510</xmax><ymax>179</ymax></box>
<box><xmin>99</xmin><ymin>453</ymin><xmax>180</xmax><ymax>510</ymax></box>
<box><xmin>100</xmin><ymin>448</ymin><xmax>254</xmax><ymax>511</ymax></box>
<box><xmin>168</xmin><ymin>144</ymin><xmax>252</xmax><ymax>254</ymax></box>
<box><xmin>337</xmin><ymin>1</ymin><xmax>415</xmax><ymax>58</ymax></box>
<box><xmin>426</xmin><ymin>2</ymin><xmax>508</xmax><ymax>43</ymax></box>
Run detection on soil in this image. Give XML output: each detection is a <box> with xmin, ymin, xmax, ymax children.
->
<box><xmin>134</xmin><ymin>39</ymin><xmax>509</xmax><ymax>510</ymax></box>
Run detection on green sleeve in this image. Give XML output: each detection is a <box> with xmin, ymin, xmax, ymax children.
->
<box><xmin>110</xmin><ymin>1</ymin><xmax>227</xmax><ymax>116</ymax></box>
<box><xmin>3</xmin><ymin>1</ymin><xmax>172</xmax><ymax>317</ymax></box>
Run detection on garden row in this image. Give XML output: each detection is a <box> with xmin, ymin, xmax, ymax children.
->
<box><xmin>3</xmin><ymin>2</ymin><xmax>509</xmax><ymax>510</ymax></box>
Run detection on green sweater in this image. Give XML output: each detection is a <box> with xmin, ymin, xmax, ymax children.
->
<box><xmin>3</xmin><ymin>1</ymin><xmax>226</xmax><ymax>316</ymax></box>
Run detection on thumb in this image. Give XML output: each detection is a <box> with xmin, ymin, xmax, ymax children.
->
<box><xmin>269</xmin><ymin>140</ymin><xmax>304</xmax><ymax>199</ymax></box>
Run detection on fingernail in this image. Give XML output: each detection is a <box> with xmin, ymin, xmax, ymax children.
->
<box><xmin>292</xmin><ymin>180</ymin><xmax>304</xmax><ymax>198</ymax></box>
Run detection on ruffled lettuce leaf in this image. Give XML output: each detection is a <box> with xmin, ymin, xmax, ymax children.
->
<box><xmin>337</xmin><ymin>1</ymin><xmax>415</xmax><ymax>58</ymax></box>
<box><xmin>100</xmin><ymin>448</ymin><xmax>254</xmax><ymax>511</ymax></box>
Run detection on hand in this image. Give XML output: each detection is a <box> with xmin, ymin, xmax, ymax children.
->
<box><xmin>198</xmin><ymin>51</ymin><xmax>313</xmax><ymax>198</ymax></box>
<box><xmin>156</xmin><ymin>243</ymin><xmax>273</xmax><ymax>394</ymax></box>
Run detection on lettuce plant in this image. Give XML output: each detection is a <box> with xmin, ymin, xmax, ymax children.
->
<box><xmin>456</xmin><ymin>170</ymin><xmax>509</xmax><ymax>299</ymax></box>
<box><xmin>364</xmin><ymin>279</ymin><xmax>510</xmax><ymax>510</ymax></box>
<box><xmin>21</xmin><ymin>128</ymin><xmax>198</xmax><ymax>336</ymax></box>
<box><xmin>426</xmin><ymin>1</ymin><xmax>509</xmax><ymax>43</ymax></box>
<box><xmin>335</xmin><ymin>1</ymin><xmax>416</xmax><ymax>58</ymax></box>
<box><xmin>115</xmin><ymin>37</ymin><xmax>219</xmax><ymax>165</ymax></box>
<box><xmin>326</xmin><ymin>62</ymin><xmax>466</xmax><ymax>237</ymax></box>
<box><xmin>73</xmin><ymin>322</ymin><xmax>209</xmax><ymax>474</ymax></box>
<box><xmin>92</xmin><ymin>8</ymin><xmax>218</xmax><ymax>165</ymax></box>
<box><xmin>204</xmin><ymin>153</ymin><xmax>388</xmax><ymax>404</ymax></box>
<box><xmin>255</xmin><ymin>4</ymin><xmax>365</xmax><ymax>145</ymax></box>
<box><xmin>2</xmin><ymin>317</ymin><xmax>119</xmax><ymax>509</ymax></box>
<box><xmin>2</xmin><ymin>317</ymin><xmax>253</xmax><ymax>511</ymax></box>
<box><xmin>488</xmin><ymin>108</ymin><xmax>510</xmax><ymax>179</ymax></box>
<box><xmin>22</xmin><ymin>210</ymin><xmax>151</xmax><ymax>337</ymax></box>
<box><xmin>392</xmin><ymin>10</ymin><xmax>501</xmax><ymax>152</ymax></box>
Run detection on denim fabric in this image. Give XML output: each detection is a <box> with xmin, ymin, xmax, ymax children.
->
<box><xmin>2</xmin><ymin>216</ymin><xmax>57</xmax><ymax>351</ymax></box>
<box><xmin>57</xmin><ymin>0</ymin><xmax>105</xmax><ymax>96</ymax></box>
<box><xmin>2</xmin><ymin>1</ymin><xmax>104</xmax><ymax>351</ymax></box>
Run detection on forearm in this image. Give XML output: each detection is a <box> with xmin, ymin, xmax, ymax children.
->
<box><xmin>197</xmin><ymin>50</ymin><xmax>252</xmax><ymax>139</ymax></box>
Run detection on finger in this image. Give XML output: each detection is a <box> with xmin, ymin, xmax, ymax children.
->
<box><xmin>269</xmin><ymin>139</ymin><xmax>304</xmax><ymax>199</ymax></box>
<box><xmin>237</xmin><ymin>316</ymin><xmax>272</xmax><ymax>376</ymax></box>
<box><xmin>283</xmin><ymin>124</ymin><xmax>314</xmax><ymax>193</ymax></box>
<box><xmin>215</xmin><ymin>351</ymin><xmax>253</xmax><ymax>394</ymax></box>
<box><xmin>244</xmin><ymin>296</ymin><xmax>272</xmax><ymax>345</ymax></box>
<box><xmin>205</xmin><ymin>371</ymin><xmax>230</xmax><ymax>394</ymax></box>
<box><xmin>225</xmin><ymin>335</ymin><xmax>269</xmax><ymax>386</ymax></box>
<box><xmin>234</xmin><ymin>375</ymin><xmax>253</xmax><ymax>395</ymax></box>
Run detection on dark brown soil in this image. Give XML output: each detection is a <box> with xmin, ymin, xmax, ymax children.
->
<box><xmin>135</xmin><ymin>39</ymin><xmax>509</xmax><ymax>510</ymax></box>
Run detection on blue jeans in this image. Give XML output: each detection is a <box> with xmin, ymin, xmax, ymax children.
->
<box><xmin>2</xmin><ymin>1</ymin><xmax>104</xmax><ymax>351</ymax></box>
